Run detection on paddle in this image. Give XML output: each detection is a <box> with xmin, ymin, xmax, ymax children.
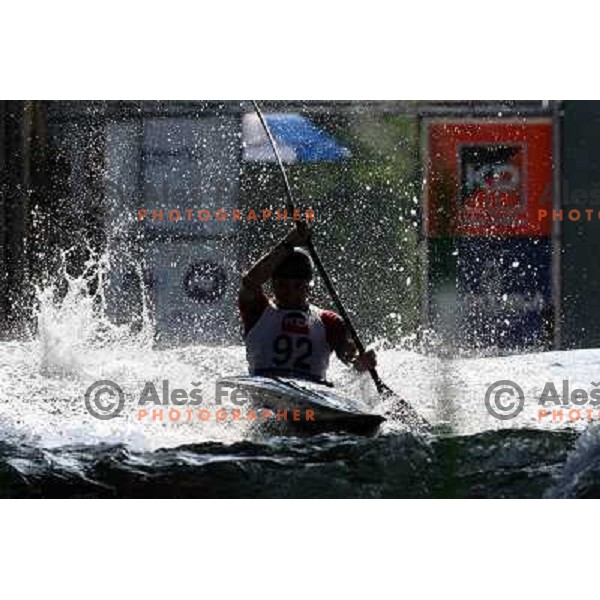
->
<box><xmin>250</xmin><ymin>101</ymin><xmax>429</xmax><ymax>428</ymax></box>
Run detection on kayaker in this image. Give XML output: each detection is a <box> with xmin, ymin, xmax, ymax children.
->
<box><xmin>238</xmin><ymin>225</ymin><xmax>377</xmax><ymax>384</ymax></box>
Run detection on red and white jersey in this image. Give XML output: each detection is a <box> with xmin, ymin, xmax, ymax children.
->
<box><xmin>239</xmin><ymin>290</ymin><xmax>346</xmax><ymax>382</ymax></box>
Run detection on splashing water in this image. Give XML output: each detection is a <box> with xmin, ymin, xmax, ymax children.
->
<box><xmin>3</xmin><ymin>249</ymin><xmax>251</xmax><ymax>450</ymax></box>
<box><xmin>36</xmin><ymin>248</ymin><xmax>152</xmax><ymax>379</ymax></box>
<box><xmin>4</xmin><ymin>249</ymin><xmax>418</xmax><ymax>451</ymax></box>
<box><xmin>3</xmin><ymin>249</ymin><xmax>600</xmax><ymax>496</ymax></box>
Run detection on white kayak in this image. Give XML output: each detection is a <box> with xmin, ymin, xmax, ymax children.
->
<box><xmin>217</xmin><ymin>375</ymin><xmax>385</xmax><ymax>435</ymax></box>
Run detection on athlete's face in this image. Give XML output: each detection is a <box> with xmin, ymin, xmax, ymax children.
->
<box><xmin>272</xmin><ymin>278</ymin><xmax>311</xmax><ymax>309</ymax></box>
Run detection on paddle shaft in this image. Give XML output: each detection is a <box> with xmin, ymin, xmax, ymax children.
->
<box><xmin>251</xmin><ymin>101</ymin><xmax>390</xmax><ymax>395</ymax></box>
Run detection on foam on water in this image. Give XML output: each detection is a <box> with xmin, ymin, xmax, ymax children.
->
<box><xmin>3</xmin><ymin>248</ymin><xmax>600</xmax><ymax>498</ymax></box>
<box><xmin>1</xmin><ymin>249</ymin><xmax>416</xmax><ymax>451</ymax></box>
<box><xmin>0</xmin><ymin>250</ymin><xmax>253</xmax><ymax>450</ymax></box>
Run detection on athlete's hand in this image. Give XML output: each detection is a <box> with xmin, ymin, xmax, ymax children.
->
<box><xmin>353</xmin><ymin>349</ymin><xmax>377</xmax><ymax>372</ymax></box>
<box><xmin>285</xmin><ymin>224</ymin><xmax>312</xmax><ymax>247</ymax></box>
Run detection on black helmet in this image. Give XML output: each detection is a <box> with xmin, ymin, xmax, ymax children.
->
<box><xmin>273</xmin><ymin>248</ymin><xmax>314</xmax><ymax>280</ymax></box>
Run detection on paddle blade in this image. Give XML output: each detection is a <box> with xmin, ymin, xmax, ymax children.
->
<box><xmin>378</xmin><ymin>383</ymin><xmax>431</xmax><ymax>430</ymax></box>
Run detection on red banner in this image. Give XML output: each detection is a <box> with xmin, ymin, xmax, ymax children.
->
<box><xmin>424</xmin><ymin>120</ymin><xmax>553</xmax><ymax>237</ymax></box>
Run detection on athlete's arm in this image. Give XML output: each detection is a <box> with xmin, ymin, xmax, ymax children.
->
<box><xmin>239</xmin><ymin>226</ymin><xmax>312</xmax><ymax>335</ymax></box>
<box><xmin>322</xmin><ymin>311</ymin><xmax>377</xmax><ymax>372</ymax></box>
<box><xmin>239</xmin><ymin>225</ymin><xmax>311</xmax><ymax>301</ymax></box>
<box><xmin>337</xmin><ymin>336</ymin><xmax>377</xmax><ymax>372</ymax></box>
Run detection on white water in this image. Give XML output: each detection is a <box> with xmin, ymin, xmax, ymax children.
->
<box><xmin>2</xmin><ymin>251</ymin><xmax>600</xmax><ymax>453</ymax></box>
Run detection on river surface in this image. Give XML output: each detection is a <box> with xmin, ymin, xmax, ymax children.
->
<box><xmin>2</xmin><ymin>317</ymin><xmax>599</xmax><ymax>498</ymax></box>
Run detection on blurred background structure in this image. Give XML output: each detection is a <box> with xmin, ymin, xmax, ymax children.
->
<box><xmin>0</xmin><ymin>100</ymin><xmax>597</xmax><ymax>353</ymax></box>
